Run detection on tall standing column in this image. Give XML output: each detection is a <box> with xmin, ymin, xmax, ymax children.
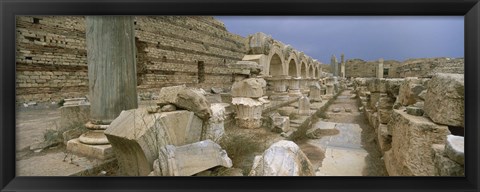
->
<box><xmin>377</xmin><ymin>58</ymin><xmax>384</xmax><ymax>79</ymax></box>
<box><xmin>331</xmin><ymin>55</ymin><xmax>338</xmax><ymax>77</ymax></box>
<box><xmin>340</xmin><ymin>53</ymin><xmax>345</xmax><ymax>78</ymax></box>
<box><xmin>67</xmin><ymin>16</ymin><xmax>138</xmax><ymax>160</ymax></box>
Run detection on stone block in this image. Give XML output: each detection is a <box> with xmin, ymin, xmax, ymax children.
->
<box><xmin>204</xmin><ymin>103</ymin><xmax>227</xmax><ymax>142</ymax></box>
<box><xmin>176</xmin><ymin>89</ymin><xmax>212</xmax><ymax>120</ymax></box>
<box><xmin>377</xmin><ymin>109</ymin><xmax>392</xmax><ymax>124</ymax></box>
<box><xmin>272</xmin><ymin>116</ymin><xmax>290</xmax><ymax>133</ymax></box>
<box><xmin>424</xmin><ymin>73</ymin><xmax>464</xmax><ymax>127</ymax></box>
<box><xmin>155</xmin><ymin>85</ymin><xmax>212</xmax><ymax>120</ymax></box>
<box><xmin>66</xmin><ymin>138</ymin><xmax>113</xmax><ymax>160</ymax></box>
<box><xmin>231</xmin><ymin>78</ymin><xmax>266</xmax><ymax>98</ymax></box>
<box><xmin>104</xmin><ymin>109</ymin><xmax>203</xmax><ymax>176</ymax></box>
<box><xmin>249</xmin><ymin>140</ymin><xmax>314</xmax><ymax>176</ymax></box>
<box><xmin>406</xmin><ymin>106</ymin><xmax>424</xmax><ymax>116</ymax></box>
<box><xmin>59</xmin><ymin>104</ymin><xmax>90</xmax><ymax>130</ymax></box>
<box><xmin>152</xmin><ymin>140</ymin><xmax>232</xmax><ymax>176</ymax></box>
<box><xmin>431</xmin><ymin>144</ymin><xmax>464</xmax><ymax>176</ymax></box>
<box><xmin>377</xmin><ymin>124</ymin><xmax>391</xmax><ymax>152</ymax></box>
<box><xmin>384</xmin><ymin>109</ymin><xmax>450</xmax><ymax>176</ymax></box>
<box><xmin>397</xmin><ymin>77</ymin><xmax>426</xmax><ymax>106</ymax></box>
<box><xmin>445</xmin><ymin>135</ymin><xmax>464</xmax><ymax>165</ymax></box>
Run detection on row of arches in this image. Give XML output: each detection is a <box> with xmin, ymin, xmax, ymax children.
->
<box><xmin>266</xmin><ymin>46</ymin><xmax>322</xmax><ymax>79</ymax></box>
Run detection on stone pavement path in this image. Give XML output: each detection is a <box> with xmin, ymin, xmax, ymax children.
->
<box><xmin>307</xmin><ymin>89</ymin><xmax>387</xmax><ymax>176</ymax></box>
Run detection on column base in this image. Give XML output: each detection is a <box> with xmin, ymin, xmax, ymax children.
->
<box><xmin>66</xmin><ymin>138</ymin><xmax>114</xmax><ymax>160</ymax></box>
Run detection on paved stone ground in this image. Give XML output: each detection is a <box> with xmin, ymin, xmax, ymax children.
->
<box><xmin>308</xmin><ymin>89</ymin><xmax>388</xmax><ymax>176</ymax></box>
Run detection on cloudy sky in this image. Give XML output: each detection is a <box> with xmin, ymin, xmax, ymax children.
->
<box><xmin>215</xmin><ymin>16</ymin><xmax>464</xmax><ymax>64</ymax></box>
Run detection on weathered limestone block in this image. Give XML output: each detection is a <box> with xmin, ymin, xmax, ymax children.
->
<box><xmin>204</xmin><ymin>103</ymin><xmax>227</xmax><ymax>142</ymax></box>
<box><xmin>367</xmin><ymin>78</ymin><xmax>387</xmax><ymax>93</ymax></box>
<box><xmin>384</xmin><ymin>109</ymin><xmax>450</xmax><ymax>176</ymax></box>
<box><xmin>397</xmin><ymin>77</ymin><xmax>426</xmax><ymax>106</ymax></box>
<box><xmin>385</xmin><ymin>79</ymin><xmax>404</xmax><ymax>97</ymax></box>
<box><xmin>156</xmin><ymin>85</ymin><xmax>186</xmax><ymax>105</ymax></box>
<box><xmin>176</xmin><ymin>89</ymin><xmax>212</xmax><ymax>120</ymax></box>
<box><xmin>277</xmin><ymin>106</ymin><xmax>295</xmax><ymax>116</ymax></box>
<box><xmin>325</xmin><ymin>84</ymin><xmax>334</xmax><ymax>95</ymax></box>
<box><xmin>272</xmin><ymin>116</ymin><xmax>290</xmax><ymax>133</ymax></box>
<box><xmin>406</xmin><ymin>106</ymin><xmax>424</xmax><ymax>116</ymax></box>
<box><xmin>249</xmin><ymin>140</ymin><xmax>314</xmax><ymax>176</ymax></box>
<box><xmin>59</xmin><ymin>104</ymin><xmax>90</xmax><ymax>130</ymax></box>
<box><xmin>377</xmin><ymin>109</ymin><xmax>392</xmax><ymax>124</ymax></box>
<box><xmin>308</xmin><ymin>83</ymin><xmax>323</xmax><ymax>102</ymax></box>
<box><xmin>431</xmin><ymin>144</ymin><xmax>464</xmax><ymax>176</ymax></box>
<box><xmin>231</xmin><ymin>78</ymin><xmax>266</xmax><ymax>98</ymax></box>
<box><xmin>153</xmin><ymin>140</ymin><xmax>232</xmax><ymax>176</ymax></box>
<box><xmin>368</xmin><ymin>92</ymin><xmax>380</xmax><ymax>110</ymax></box>
<box><xmin>445</xmin><ymin>135</ymin><xmax>464</xmax><ymax>165</ymax></box>
<box><xmin>155</xmin><ymin>85</ymin><xmax>212</xmax><ymax>120</ymax></box>
<box><xmin>232</xmin><ymin>97</ymin><xmax>263</xmax><ymax>129</ymax></box>
<box><xmin>160</xmin><ymin>104</ymin><xmax>176</xmax><ymax>112</ymax></box>
<box><xmin>104</xmin><ymin>109</ymin><xmax>203</xmax><ymax>176</ymax></box>
<box><xmin>424</xmin><ymin>73</ymin><xmax>464</xmax><ymax>127</ymax></box>
<box><xmin>377</xmin><ymin>94</ymin><xmax>394</xmax><ymax>109</ymax></box>
<box><xmin>377</xmin><ymin>124</ymin><xmax>392</xmax><ymax>152</ymax></box>
<box><xmin>298</xmin><ymin>96</ymin><xmax>311</xmax><ymax>116</ymax></box>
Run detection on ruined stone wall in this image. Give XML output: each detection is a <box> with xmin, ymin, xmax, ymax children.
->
<box><xmin>395</xmin><ymin>57</ymin><xmax>464</xmax><ymax>78</ymax></box>
<box><xmin>16</xmin><ymin>16</ymin><xmax>248</xmax><ymax>103</ymax></box>
<box><xmin>345</xmin><ymin>58</ymin><xmax>463</xmax><ymax>78</ymax></box>
<box><xmin>345</xmin><ymin>59</ymin><xmax>402</xmax><ymax>78</ymax></box>
<box><xmin>354</xmin><ymin>74</ymin><xmax>464</xmax><ymax>176</ymax></box>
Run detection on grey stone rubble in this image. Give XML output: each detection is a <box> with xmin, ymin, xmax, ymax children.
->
<box><xmin>152</xmin><ymin>140</ymin><xmax>232</xmax><ymax>176</ymax></box>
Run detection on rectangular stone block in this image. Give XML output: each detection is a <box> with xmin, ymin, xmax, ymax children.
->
<box><xmin>384</xmin><ymin>109</ymin><xmax>450</xmax><ymax>176</ymax></box>
<box><xmin>424</xmin><ymin>73</ymin><xmax>464</xmax><ymax>127</ymax></box>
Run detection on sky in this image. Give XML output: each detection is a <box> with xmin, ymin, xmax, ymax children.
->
<box><xmin>215</xmin><ymin>16</ymin><xmax>464</xmax><ymax>64</ymax></box>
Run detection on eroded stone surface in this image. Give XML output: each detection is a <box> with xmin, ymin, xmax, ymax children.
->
<box><xmin>249</xmin><ymin>140</ymin><xmax>314</xmax><ymax>176</ymax></box>
<box><xmin>424</xmin><ymin>73</ymin><xmax>464</xmax><ymax>127</ymax></box>
<box><xmin>153</xmin><ymin>140</ymin><xmax>232</xmax><ymax>176</ymax></box>
<box><xmin>104</xmin><ymin>109</ymin><xmax>203</xmax><ymax>176</ymax></box>
<box><xmin>231</xmin><ymin>78</ymin><xmax>266</xmax><ymax>98</ymax></box>
<box><xmin>384</xmin><ymin>109</ymin><xmax>450</xmax><ymax>176</ymax></box>
<box><xmin>444</xmin><ymin>135</ymin><xmax>464</xmax><ymax>165</ymax></box>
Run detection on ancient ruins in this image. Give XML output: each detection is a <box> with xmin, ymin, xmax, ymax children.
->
<box><xmin>16</xmin><ymin>16</ymin><xmax>464</xmax><ymax>176</ymax></box>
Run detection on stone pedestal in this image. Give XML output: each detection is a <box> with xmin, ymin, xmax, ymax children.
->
<box><xmin>308</xmin><ymin>83</ymin><xmax>323</xmax><ymax>102</ymax></box>
<box><xmin>287</xmin><ymin>78</ymin><xmax>302</xmax><ymax>97</ymax></box>
<box><xmin>232</xmin><ymin>97</ymin><xmax>263</xmax><ymax>129</ymax></box>
<box><xmin>298</xmin><ymin>96</ymin><xmax>311</xmax><ymax>116</ymax></box>
<box><xmin>326</xmin><ymin>84</ymin><xmax>334</xmax><ymax>95</ymax></box>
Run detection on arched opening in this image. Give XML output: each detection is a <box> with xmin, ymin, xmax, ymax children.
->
<box><xmin>288</xmin><ymin>59</ymin><xmax>297</xmax><ymax>77</ymax></box>
<box><xmin>269</xmin><ymin>54</ymin><xmax>283</xmax><ymax>77</ymax></box>
<box><xmin>310</xmin><ymin>67</ymin><xmax>315</xmax><ymax>78</ymax></box>
<box><xmin>301</xmin><ymin>62</ymin><xmax>308</xmax><ymax>78</ymax></box>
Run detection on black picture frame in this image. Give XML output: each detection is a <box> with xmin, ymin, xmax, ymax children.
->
<box><xmin>1</xmin><ymin>0</ymin><xmax>479</xmax><ymax>192</ymax></box>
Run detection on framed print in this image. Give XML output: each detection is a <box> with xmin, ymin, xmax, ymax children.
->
<box><xmin>1</xmin><ymin>0</ymin><xmax>479</xmax><ymax>191</ymax></box>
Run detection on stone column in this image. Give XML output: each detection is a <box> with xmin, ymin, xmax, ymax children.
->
<box><xmin>67</xmin><ymin>16</ymin><xmax>138</xmax><ymax>160</ymax></box>
<box><xmin>331</xmin><ymin>55</ymin><xmax>338</xmax><ymax>77</ymax></box>
<box><xmin>340</xmin><ymin>53</ymin><xmax>346</xmax><ymax>78</ymax></box>
<box><xmin>287</xmin><ymin>77</ymin><xmax>302</xmax><ymax>97</ymax></box>
<box><xmin>377</xmin><ymin>58</ymin><xmax>384</xmax><ymax>79</ymax></box>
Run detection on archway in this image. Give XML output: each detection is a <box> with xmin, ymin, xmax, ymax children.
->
<box><xmin>269</xmin><ymin>53</ymin><xmax>283</xmax><ymax>77</ymax></box>
<box><xmin>301</xmin><ymin>62</ymin><xmax>308</xmax><ymax>78</ymax></box>
<box><xmin>288</xmin><ymin>59</ymin><xmax>297</xmax><ymax>77</ymax></box>
<box><xmin>310</xmin><ymin>66</ymin><xmax>315</xmax><ymax>78</ymax></box>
